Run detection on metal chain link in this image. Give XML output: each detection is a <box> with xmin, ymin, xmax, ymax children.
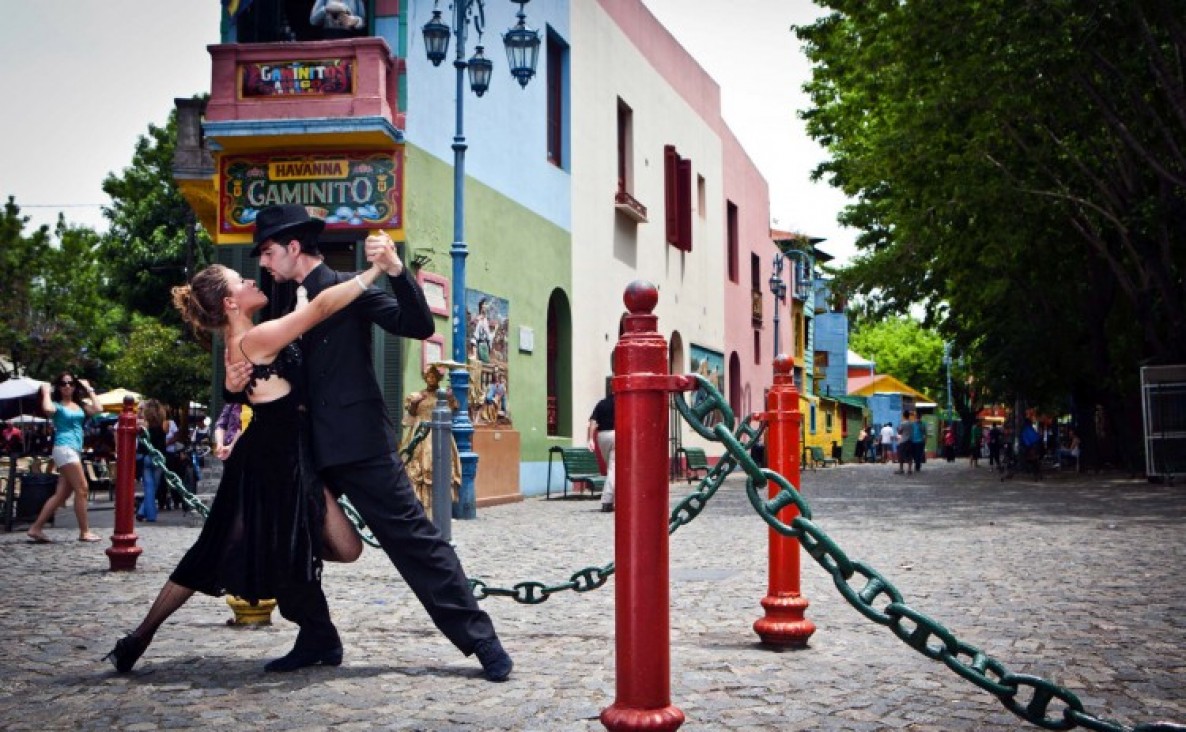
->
<box><xmin>336</xmin><ymin>422</ymin><xmax>433</xmax><ymax>548</ymax></box>
<box><xmin>138</xmin><ymin>432</ymin><xmax>210</xmax><ymax>519</ymax></box>
<box><xmin>467</xmin><ymin>392</ymin><xmax>760</xmax><ymax>604</ymax></box>
<box><xmin>673</xmin><ymin>373</ymin><xmax>1184</xmax><ymax>732</ymax></box>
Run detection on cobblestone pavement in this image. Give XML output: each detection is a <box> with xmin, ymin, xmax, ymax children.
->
<box><xmin>1</xmin><ymin>458</ymin><xmax>1184</xmax><ymax>731</ymax></box>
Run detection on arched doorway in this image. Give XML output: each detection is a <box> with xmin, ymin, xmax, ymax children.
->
<box><xmin>546</xmin><ymin>289</ymin><xmax>572</xmax><ymax>437</ymax></box>
<box><xmin>668</xmin><ymin>331</ymin><xmax>686</xmax><ymax>479</ymax></box>
<box><xmin>728</xmin><ymin>352</ymin><xmax>742</xmax><ymax>422</ymax></box>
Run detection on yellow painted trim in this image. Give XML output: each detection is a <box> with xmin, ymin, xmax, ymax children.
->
<box><xmin>848</xmin><ymin>374</ymin><xmax>934</xmax><ymax>402</ymax></box>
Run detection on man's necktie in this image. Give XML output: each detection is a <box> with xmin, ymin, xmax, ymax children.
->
<box><xmin>294</xmin><ymin>285</ymin><xmax>309</xmax><ymax>312</ymax></box>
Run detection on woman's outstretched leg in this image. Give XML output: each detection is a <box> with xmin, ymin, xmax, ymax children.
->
<box><xmin>321</xmin><ymin>489</ymin><xmax>362</xmax><ymax>563</ymax></box>
<box><xmin>26</xmin><ymin>475</ymin><xmax>71</xmax><ymax>543</ymax></box>
<box><xmin>106</xmin><ymin>580</ymin><xmax>195</xmax><ymax>672</ymax></box>
<box><xmin>59</xmin><ymin>462</ymin><xmax>99</xmax><ymax>541</ymax></box>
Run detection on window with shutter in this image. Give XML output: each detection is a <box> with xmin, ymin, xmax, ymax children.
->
<box><xmin>664</xmin><ymin>145</ymin><xmax>693</xmax><ymax>250</ymax></box>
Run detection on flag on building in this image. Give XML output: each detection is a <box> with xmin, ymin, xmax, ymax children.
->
<box><xmin>223</xmin><ymin>0</ymin><xmax>254</xmax><ymax>22</ymax></box>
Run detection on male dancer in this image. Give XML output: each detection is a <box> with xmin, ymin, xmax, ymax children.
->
<box><xmin>228</xmin><ymin>204</ymin><xmax>512</xmax><ymax>681</ymax></box>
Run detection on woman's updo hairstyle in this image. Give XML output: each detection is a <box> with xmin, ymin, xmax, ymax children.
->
<box><xmin>172</xmin><ymin>265</ymin><xmax>233</xmax><ymax>347</ymax></box>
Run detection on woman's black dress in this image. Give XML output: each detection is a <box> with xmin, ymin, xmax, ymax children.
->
<box><xmin>171</xmin><ymin>345</ymin><xmax>325</xmax><ymax>603</ymax></box>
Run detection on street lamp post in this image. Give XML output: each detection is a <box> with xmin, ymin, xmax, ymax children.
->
<box><xmin>779</xmin><ymin>246</ymin><xmax>815</xmax><ymax>391</ymax></box>
<box><xmin>422</xmin><ymin>1</ymin><xmax>540</xmax><ymax>519</ymax></box>
<box><xmin>768</xmin><ymin>254</ymin><xmax>787</xmax><ymax>356</ymax></box>
<box><xmin>943</xmin><ymin>342</ymin><xmax>953</xmax><ymax>424</ymax></box>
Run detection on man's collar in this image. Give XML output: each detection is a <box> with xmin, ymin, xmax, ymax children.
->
<box><xmin>297</xmin><ymin>261</ymin><xmax>329</xmax><ymax>294</ymax></box>
<box><xmin>296</xmin><ymin>260</ymin><xmax>324</xmax><ymax>285</ymax></box>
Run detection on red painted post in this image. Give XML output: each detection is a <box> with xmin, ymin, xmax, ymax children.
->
<box><xmin>106</xmin><ymin>396</ymin><xmax>142</xmax><ymax>571</ymax></box>
<box><xmin>601</xmin><ymin>282</ymin><xmax>685</xmax><ymax>732</ymax></box>
<box><xmin>752</xmin><ymin>354</ymin><xmax>815</xmax><ymax>646</ymax></box>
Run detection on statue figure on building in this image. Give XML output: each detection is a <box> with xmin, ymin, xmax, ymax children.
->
<box><xmin>400</xmin><ymin>363</ymin><xmax>460</xmax><ymax>516</ymax></box>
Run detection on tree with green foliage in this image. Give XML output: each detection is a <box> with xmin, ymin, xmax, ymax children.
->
<box><xmin>849</xmin><ymin>317</ymin><xmax>944</xmax><ymax>401</ymax></box>
<box><xmin>95</xmin><ymin>102</ymin><xmax>216</xmax><ymax>426</ymax></box>
<box><xmin>796</xmin><ymin>0</ymin><xmax>1186</xmax><ymax>470</ymax></box>
<box><xmin>107</xmin><ymin>314</ymin><xmax>210</xmax><ymax>417</ymax></box>
<box><xmin>99</xmin><ymin>105</ymin><xmax>214</xmax><ymax>324</ymax></box>
<box><xmin>0</xmin><ymin>198</ymin><xmax>122</xmax><ymax>383</ymax></box>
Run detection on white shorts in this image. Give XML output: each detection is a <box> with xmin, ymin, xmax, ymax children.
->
<box><xmin>52</xmin><ymin>445</ymin><xmax>82</xmax><ymax>468</ymax></box>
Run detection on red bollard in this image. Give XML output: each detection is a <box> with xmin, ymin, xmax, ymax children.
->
<box><xmin>601</xmin><ymin>282</ymin><xmax>685</xmax><ymax>732</ymax></box>
<box><xmin>752</xmin><ymin>354</ymin><xmax>815</xmax><ymax>646</ymax></box>
<box><xmin>106</xmin><ymin>396</ymin><xmax>142</xmax><ymax>571</ymax></box>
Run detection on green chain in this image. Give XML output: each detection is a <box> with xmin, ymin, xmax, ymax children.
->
<box><xmin>465</xmin><ymin>395</ymin><xmax>762</xmax><ymax>604</ymax></box>
<box><xmin>673</xmin><ymin>374</ymin><xmax>1184</xmax><ymax>732</ymax></box>
<box><xmin>138</xmin><ymin>432</ymin><xmax>210</xmax><ymax>519</ymax></box>
<box><xmin>336</xmin><ymin>422</ymin><xmax>434</xmax><ymax>548</ymax></box>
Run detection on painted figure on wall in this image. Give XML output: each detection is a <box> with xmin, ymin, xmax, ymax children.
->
<box><xmin>690</xmin><ymin>344</ymin><xmax>726</xmax><ymax>428</ymax></box>
<box><xmin>472</xmin><ymin>298</ymin><xmax>496</xmax><ymax>364</ymax></box>
<box><xmin>479</xmin><ymin>369</ymin><xmax>509</xmax><ymax>426</ymax></box>
<box><xmin>465</xmin><ymin>290</ymin><xmax>511</xmax><ymax>428</ymax></box>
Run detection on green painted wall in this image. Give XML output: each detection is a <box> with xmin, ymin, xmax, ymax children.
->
<box><xmin>403</xmin><ymin>145</ymin><xmax>572</xmax><ymax>466</ymax></box>
<box><xmin>842</xmin><ymin>408</ymin><xmax>863</xmax><ymax>462</ymax></box>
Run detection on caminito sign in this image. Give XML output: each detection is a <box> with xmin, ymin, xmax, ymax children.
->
<box><xmin>240</xmin><ymin>59</ymin><xmax>353</xmax><ymax>97</ymax></box>
<box><xmin>219</xmin><ymin>150</ymin><xmax>404</xmax><ymax>238</ymax></box>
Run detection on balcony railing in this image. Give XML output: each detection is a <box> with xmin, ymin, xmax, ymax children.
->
<box><xmin>614</xmin><ymin>188</ymin><xmax>648</xmax><ymax>223</ymax></box>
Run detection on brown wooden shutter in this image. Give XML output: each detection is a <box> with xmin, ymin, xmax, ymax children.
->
<box><xmin>664</xmin><ymin>145</ymin><xmax>678</xmax><ymax>245</ymax></box>
<box><xmin>677</xmin><ymin>157</ymin><xmax>692</xmax><ymax>251</ymax></box>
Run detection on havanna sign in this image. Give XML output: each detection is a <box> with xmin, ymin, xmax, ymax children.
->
<box><xmin>219</xmin><ymin>150</ymin><xmax>403</xmax><ymax>238</ymax></box>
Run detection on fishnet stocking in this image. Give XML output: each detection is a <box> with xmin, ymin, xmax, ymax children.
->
<box><xmin>130</xmin><ymin>581</ymin><xmax>195</xmax><ymax>641</ymax></box>
<box><xmin>322</xmin><ymin>489</ymin><xmax>362</xmax><ymax>563</ymax></box>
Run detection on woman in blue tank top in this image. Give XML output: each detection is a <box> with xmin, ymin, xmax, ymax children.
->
<box><xmin>26</xmin><ymin>372</ymin><xmax>103</xmax><ymax>543</ymax></box>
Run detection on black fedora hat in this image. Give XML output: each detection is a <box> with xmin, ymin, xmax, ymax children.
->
<box><xmin>250</xmin><ymin>204</ymin><xmax>326</xmax><ymax>256</ymax></box>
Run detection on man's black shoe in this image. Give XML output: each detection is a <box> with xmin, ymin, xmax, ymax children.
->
<box><xmin>264</xmin><ymin>645</ymin><xmax>343</xmax><ymax>673</ymax></box>
<box><xmin>473</xmin><ymin>637</ymin><xmax>513</xmax><ymax>682</ymax></box>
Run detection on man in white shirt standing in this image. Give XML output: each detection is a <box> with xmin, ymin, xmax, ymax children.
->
<box><xmin>879</xmin><ymin>422</ymin><xmax>895</xmax><ymax>464</ymax></box>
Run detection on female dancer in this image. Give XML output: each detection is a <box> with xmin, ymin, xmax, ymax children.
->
<box><xmin>105</xmin><ymin>259</ymin><xmax>380</xmax><ymax>672</ymax></box>
<box><xmin>26</xmin><ymin>373</ymin><xmax>103</xmax><ymax>543</ymax></box>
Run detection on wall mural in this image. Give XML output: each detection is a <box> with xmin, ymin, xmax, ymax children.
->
<box><xmin>466</xmin><ymin>289</ymin><xmax>511</xmax><ymax>428</ymax></box>
<box><xmin>690</xmin><ymin>344</ymin><xmax>726</xmax><ymax>428</ymax></box>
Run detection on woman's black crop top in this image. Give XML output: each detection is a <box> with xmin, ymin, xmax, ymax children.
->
<box><xmin>243</xmin><ymin>342</ymin><xmax>303</xmax><ymax>397</ymax></box>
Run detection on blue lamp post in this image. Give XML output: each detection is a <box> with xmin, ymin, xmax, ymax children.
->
<box><xmin>422</xmin><ymin>0</ymin><xmax>540</xmax><ymax>519</ymax></box>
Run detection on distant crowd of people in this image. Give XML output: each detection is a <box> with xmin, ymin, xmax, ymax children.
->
<box><xmin>849</xmin><ymin>412</ymin><xmax>1082</xmax><ymax>474</ymax></box>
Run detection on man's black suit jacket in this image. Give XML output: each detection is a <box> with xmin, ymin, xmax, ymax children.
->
<box><xmin>299</xmin><ymin>263</ymin><xmax>434</xmax><ymax>470</ymax></box>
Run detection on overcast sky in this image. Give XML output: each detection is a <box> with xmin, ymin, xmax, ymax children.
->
<box><xmin>1</xmin><ymin>0</ymin><xmax>855</xmax><ymax>264</ymax></box>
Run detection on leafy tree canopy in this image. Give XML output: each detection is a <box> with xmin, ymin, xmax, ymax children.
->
<box><xmin>99</xmin><ymin>105</ymin><xmax>213</xmax><ymax>323</ymax></box>
<box><xmin>797</xmin><ymin>0</ymin><xmax>1186</xmax><ymax>463</ymax></box>
<box><xmin>849</xmin><ymin>317</ymin><xmax>945</xmax><ymax>401</ymax></box>
<box><xmin>0</xmin><ymin>198</ymin><xmax>123</xmax><ymax>383</ymax></box>
<box><xmin>107</xmin><ymin>314</ymin><xmax>210</xmax><ymax>415</ymax></box>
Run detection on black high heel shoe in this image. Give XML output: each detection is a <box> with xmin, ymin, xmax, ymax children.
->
<box><xmin>105</xmin><ymin>634</ymin><xmax>150</xmax><ymax>673</ymax></box>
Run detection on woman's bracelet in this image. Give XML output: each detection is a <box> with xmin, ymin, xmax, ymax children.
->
<box><xmin>354</xmin><ymin>275</ymin><xmax>367</xmax><ymax>292</ymax></box>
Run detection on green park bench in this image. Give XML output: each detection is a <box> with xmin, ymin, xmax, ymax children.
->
<box><xmin>808</xmin><ymin>445</ymin><xmax>838</xmax><ymax>468</ymax></box>
<box><xmin>546</xmin><ymin>446</ymin><xmax>605</xmax><ymax>500</ymax></box>
<box><xmin>677</xmin><ymin>446</ymin><xmax>710</xmax><ymax>483</ymax></box>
